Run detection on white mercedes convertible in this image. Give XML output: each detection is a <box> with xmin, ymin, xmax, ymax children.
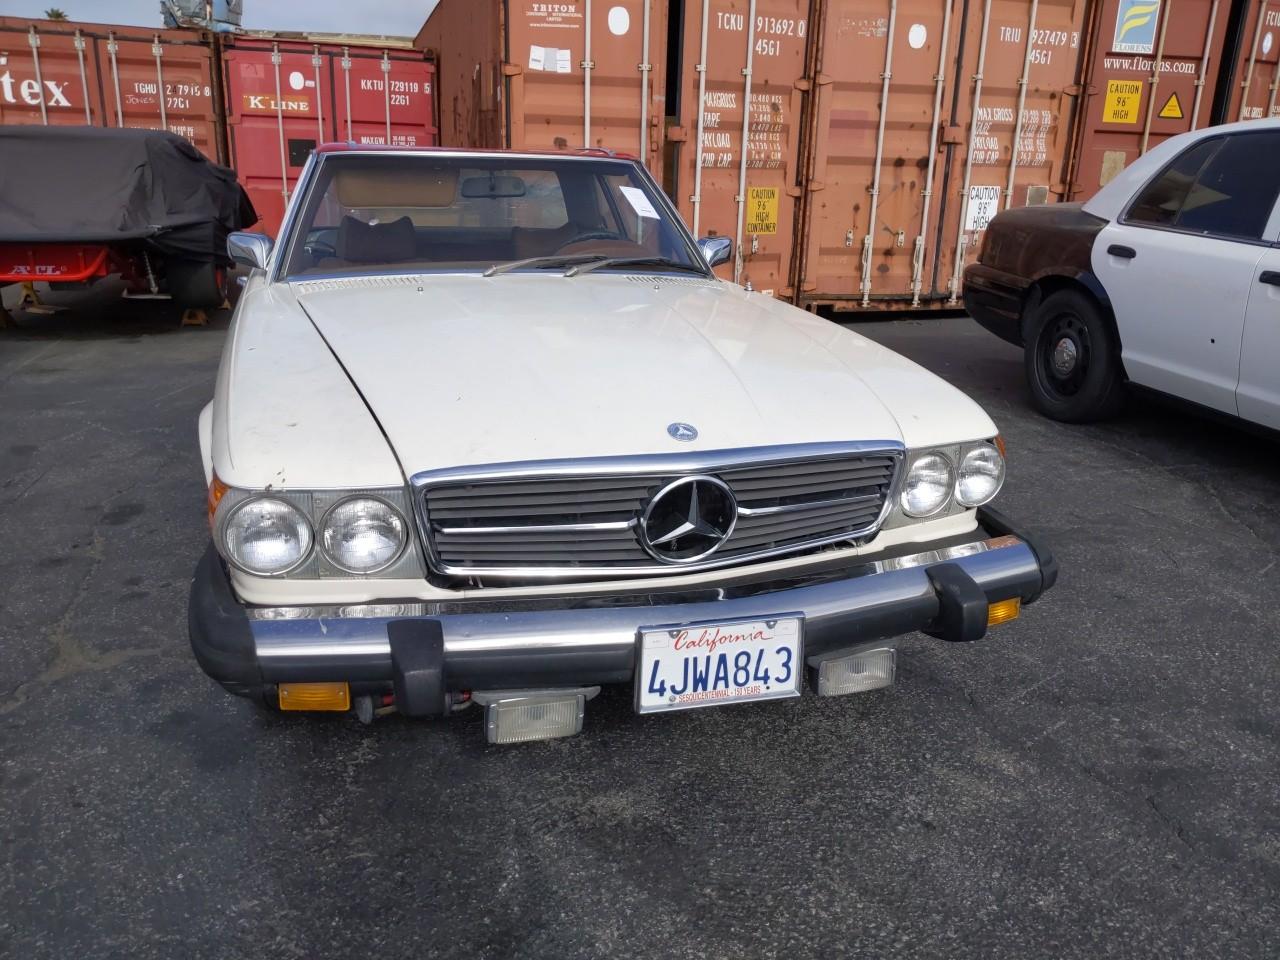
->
<box><xmin>189</xmin><ymin>144</ymin><xmax>1056</xmax><ymax>743</ymax></box>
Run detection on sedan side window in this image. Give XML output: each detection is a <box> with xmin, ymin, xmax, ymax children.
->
<box><xmin>1126</xmin><ymin>132</ymin><xmax>1280</xmax><ymax>241</ymax></box>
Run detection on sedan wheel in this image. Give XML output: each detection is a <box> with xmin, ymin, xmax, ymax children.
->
<box><xmin>1024</xmin><ymin>288</ymin><xmax>1125</xmax><ymax>422</ymax></box>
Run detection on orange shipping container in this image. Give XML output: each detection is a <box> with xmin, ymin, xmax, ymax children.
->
<box><xmin>672</xmin><ymin>0</ymin><xmax>1090</xmax><ymax>308</ymax></box>
<box><xmin>1227</xmin><ymin>0</ymin><xmax>1280</xmax><ymax>121</ymax></box>
<box><xmin>0</xmin><ymin>16</ymin><xmax>224</xmax><ymax>163</ymax></box>
<box><xmin>416</xmin><ymin>1</ymin><xmax>668</xmax><ymax>171</ymax></box>
<box><xmin>1067</xmin><ymin>0</ymin><xmax>1235</xmax><ymax>198</ymax></box>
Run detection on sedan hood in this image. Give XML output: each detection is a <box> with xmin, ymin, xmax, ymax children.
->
<box><xmin>292</xmin><ymin>273</ymin><xmax>990</xmax><ymax>474</ymax></box>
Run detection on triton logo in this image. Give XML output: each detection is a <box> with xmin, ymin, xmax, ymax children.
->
<box><xmin>0</xmin><ymin>71</ymin><xmax>72</xmax><ymax>107</ymax></box>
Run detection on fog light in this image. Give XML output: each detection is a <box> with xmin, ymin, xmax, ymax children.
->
<box><xmin>814</xmin><ymin>647</ymin><xmax>895</xmax><ymax>697</ymax></box>
<box><xmin>987</xmin><ymin>597</ymin><xmax>1021</xmax><ymax>626</ymax></box>
<box><xmin>278</xmin><ymin>682</ymin><xmax>350</xmax><ymax>711</ymax></box>
<box><xmin>472</xmin><ymin>688</ymin><xmax>599</xmax><ymax>744</ymax></box>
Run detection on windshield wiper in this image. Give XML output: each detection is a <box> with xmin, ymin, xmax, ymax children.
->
<box><xmin>564</xmin><ymin>256</ymin><xmax>710</xmax><ymax>278</ymax></box>
<box><xmin>483</xmin><ymin>253</ymin><xmax>608</xmax><ymax>277</ymax></box>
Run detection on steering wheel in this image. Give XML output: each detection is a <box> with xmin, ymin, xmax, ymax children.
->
<box><xmin>305</xmin><ymin>239</ymin><xmax>337</xmax><ymax>261</ymax></box>
<box><xmin>555</xmin><ymin>229</ymin><xmax>622</xmax><ymax>250</ymax></box>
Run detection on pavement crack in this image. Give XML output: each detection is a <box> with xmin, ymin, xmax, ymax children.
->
<box><xmin>0</xmin><ymin>531</ymin><xmax>161</xmax><ymax>715</ymax></box>
<box><xmin>1145</xmin><ymin>793</ymin><xmax>1194</xmax><ymax>851</ymax></box>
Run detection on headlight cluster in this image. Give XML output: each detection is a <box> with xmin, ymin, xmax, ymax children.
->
<box><xmin>216</xmin><ymin>487</ymin><xmax>413</xmax><ymax>577</ymax></box>
<box><xmin>900</xmin><ymin>441</ymin><xmax>1005</xmax><ymax>517</ymax></box>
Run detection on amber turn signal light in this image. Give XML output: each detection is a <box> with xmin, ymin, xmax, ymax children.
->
<box><xmin>207</xmin><ymin>471</ymin><xmax>229</xmax><ymax>529</ymax></box>
<box><xmin>987</xmin><ymin>597</ymin><xmax>1021</xmax><ymax>627</ymax></box>
<box><xmin>278</xmin><ymin>682</ymin><xmax>351</xmax><ymax>712</ymax></box>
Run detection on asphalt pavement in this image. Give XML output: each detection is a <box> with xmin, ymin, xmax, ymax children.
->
<box><xmin>2</xmin><ymin>283</ymin><xmax>1278</xmax><ymax>959</ymax></box>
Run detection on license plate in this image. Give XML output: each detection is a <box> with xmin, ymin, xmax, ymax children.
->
<box><xmin>635</xmin><ymin>615</ymin><xmax>803</xmax><ymax>714</ymax></box>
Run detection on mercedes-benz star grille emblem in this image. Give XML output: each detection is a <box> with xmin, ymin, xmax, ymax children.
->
<box><xmin>639</xmin><ymin>475</ymin><xmax>737</xmax><ymax>564</ymax></box>
<box><xmin>667</xmin><ymin>422</ymin><xmax>698</xmax><ymax>442</ymax></box>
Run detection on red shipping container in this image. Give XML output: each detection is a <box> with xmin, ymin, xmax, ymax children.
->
<box><xmin>221</xmin><ymin>34</ymin><xmax>438</xmax><ymax>236</ymax></box>
<box><xmin>0</xmin><ymin>16</ymin><xmax>223</xmax><ymax>162</ymax></box>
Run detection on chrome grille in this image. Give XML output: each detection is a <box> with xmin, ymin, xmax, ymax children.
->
<box><xmin>418</xmin><ymin>445</ymin><xmax>900</xmax><ymax>577</ymax></box>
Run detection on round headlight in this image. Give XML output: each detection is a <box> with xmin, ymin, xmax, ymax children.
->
<box><xmin>901</xmin><ymin>453</ymin><xmax>954</xmax><ymax>517</ymax></box>
<box><xmin>320</xmin><ymin>497</ymin><xmax>407</xmax><ymax>573</ymax></box>
<box><xmin>223</xmin><ymin>498</ymin><xmax>312</xmax><ymax>575</ymax></box>
<box><xmin>956</xmin><ymin>443</ymin><xmax>1006</xmax><ymax>507</ymax></box>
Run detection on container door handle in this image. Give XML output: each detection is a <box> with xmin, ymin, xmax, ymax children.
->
<box><xmin>1107</xmin><ymin>244</ymin><xmax>1137</xmax><ymax>260</ymax></box>
<box><xmin>1259</xmin><ymin>270</ymin><xmax>1280</xmax><ymax>287</ymax></box>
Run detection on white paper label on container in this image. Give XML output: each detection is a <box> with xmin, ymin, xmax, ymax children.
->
<box><xmin>964</xmin><ymin>186</ymin><xmax>1002</xmax><ymax>232</ymax></box>
<box><xmin>908</xmin><ymin>24</ymin><xmax>927</xmax><ymax>48</ymax></box>
<box><xmin>529</xmin><ymin>45</ymin><xmax>572</xmax><ymax>73</ymax></box>
<box><xmin>608</xmin><ymin>6</ymin><xmax>631</xmax><ymax>35</ymax></box>
<box><xmin>619</xmin><ymin>186</ymin><xmax>661</xmax><ymax>219</ymax></box>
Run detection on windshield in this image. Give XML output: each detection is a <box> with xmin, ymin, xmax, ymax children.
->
<box><xmin>282</xmin><ymin>153</ymin><xmax>707</xmax><ymax>278</ymax></box>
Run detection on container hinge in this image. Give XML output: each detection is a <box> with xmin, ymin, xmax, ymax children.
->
<box><xmin>501</xmin><ymin>62</ymin><xmax>523</xmax><ymax>77</ymax></box>
<box><xmin>1049</xmin><ymin>182</ymin><xmax>1067</xmax><ymax>197</ymax></box>
<box><xmin>666</xmin><ymin>125</ymin><xmax>689</xmax><ymax>142</ymax></box>
<box><xmin>1063</xmin><ymin>83</ymin><xmax>1084</xmax><ymax>97</ymax></box>
<box><xmin>794</xmin><ymin>77</ymin><xmax>812</xmax><ymax>91</ymax></box>
<box><xmin>785</xmin><ymin>185</ymin><xmax>802</xmax><ymax>198</ymax></box>
<box><xmin>807</xmin><ymin>179</ymin><xmax>826</xmax><ymax>192</ymax></box>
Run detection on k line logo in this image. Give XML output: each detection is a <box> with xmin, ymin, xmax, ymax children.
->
<box><xmin>1113</xmin><ymin>0</ymin><xmax>1161</xmax><ymax>55</ymax></box>
<box><xmin>0</xmin><ymin>57</ymin><xmax>73</xmax><ymax>107</ymax></box>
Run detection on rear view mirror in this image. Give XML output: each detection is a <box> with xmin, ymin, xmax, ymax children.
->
<box><xmin>228</xmin><ymin>231</ymin><xmax>274</xmax><ymax>270</ymax></box>
<box><xmin>460</xmin><ymin>175</ymin><xmax>527</xmax><ymax>199</ymax></box>
<box><xmin>697</xmin><ymin>236</ymin><xmax>732</xmax><ymax>268</ymax></box>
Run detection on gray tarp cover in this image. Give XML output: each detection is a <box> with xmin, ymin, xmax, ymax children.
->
<box><xmin>0</xmin><ymin>125</ymin><xmax>257</xmax><ymax>263</ymax></box>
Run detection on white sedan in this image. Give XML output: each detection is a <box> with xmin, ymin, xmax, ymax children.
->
<box><xmin>189</xmin><ymin>144</ymin><xmax>1056</xmax><ymax>743</ymax></box>
<box><xmin>965</xmin><ymin>118</ymin><xmax>1280</xmax><ymax>427</ymax></box>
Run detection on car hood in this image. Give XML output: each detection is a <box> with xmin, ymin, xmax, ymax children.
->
<box><xmin>291</xmin><ymin>273</ymin><xmax>994</xmax><ymax>475</ymax></box>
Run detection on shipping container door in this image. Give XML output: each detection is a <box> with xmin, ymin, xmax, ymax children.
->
<box><xmin>1072</xmin><ymin>0</ymin><xmax>1229</xmax><ymax>198</ymax></box>
<box><xmin>331</xmin><ymin>50</ymin><xmax>438</xmax><ymax>147</ymax></box>
<box><xmin>0</xmin><ymin>23</ymin><xmax>102</xmax><ymax>128</ymax></box>
<box><xmin>675</xmin><ymin>0</ymin><xmax>809</xmax><ymax>289</ymax></box>
<box><xmin>1230</xmin><ymin>0</ymin><xmax>1280</xmax><ymax>120</ymax></box>
<box><xmin>223</xmin><ymin>42</ymin><xmax>334</xmax><ymax>236</ymax></box>
<box><xmin>796</xmin><ymin>0</ymin><xmax>956</xmax><ymax>307</ymax></box>
<box><xmin>96</xmin><ymin>30</ymin><xmax>221</xmax><ymax>162</ymax></box>
<box><xmin>504</xmin><ymin>0</ymin><xmax>665</xmax><ymax>170</ymax></box>
<box><xmin>939</xmin><ymin>0</ymin><xmax>1088</xmax><ymax>302</ymax></box>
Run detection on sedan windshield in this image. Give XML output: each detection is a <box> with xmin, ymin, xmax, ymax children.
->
<box><xmin>282</xmin><ymin>153</ymin><xmax>707</xmax><ymax>278</ymax></box>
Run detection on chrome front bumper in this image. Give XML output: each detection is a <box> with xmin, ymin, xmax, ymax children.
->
<box><xmin>188</xmin><ymin>507</ymin><xmax>1057</xmax><ymax>709</ymax></box>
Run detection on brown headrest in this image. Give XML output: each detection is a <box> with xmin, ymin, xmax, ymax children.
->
<box><xmin>333</xmin><ymin>166</ymin><xmax>459</xmax><ymax>208</ymax></box>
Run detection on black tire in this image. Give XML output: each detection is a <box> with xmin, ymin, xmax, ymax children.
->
<box><xmin>1024</xmin><ymin>288</ymin><xmax>1125</xmax><ymax>423</ymax></box>
<box><xmin>166</xmin><ymin>258</ymin><xmax>228</xmax><ymax>309</ymax></box>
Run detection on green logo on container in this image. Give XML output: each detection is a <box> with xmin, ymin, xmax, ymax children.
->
<box><xmin>1113</xmin><ymin>0</ymin><xmax>1161</xmax><ymax>55</ymax></box>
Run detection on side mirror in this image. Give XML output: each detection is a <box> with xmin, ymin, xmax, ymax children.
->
<box><xmin>697</xmin><ymin>236</ymin><xmax>732</xmax><ymax>269</ymax></box>
<box><xmin>228</xmin><ymin>231</ymin><xmax>274</xmax><ymax>270</ymax></box>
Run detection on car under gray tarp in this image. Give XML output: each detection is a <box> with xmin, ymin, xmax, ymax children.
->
<box><xmin>0</xmin><ymin>125</ymin><xmax>256</xmax><ymax>264</ymax></box>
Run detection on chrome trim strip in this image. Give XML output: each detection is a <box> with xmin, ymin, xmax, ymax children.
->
<box><xmin>736</xmin><ymin>492</ymin><xmax>882</xmax><ymax>518</ymax></box>
<box><xmin>410</xmin><ymin>442</ymin><xmax>904</xmax><ymax>580</ymax></box>
<box><xmin>436</xmin><ymin>519</ymin><xmax>638</xmax><ymax>536</ymax></box>
<box><xmin>249</xmin><ymin>533</ymin><xmax>1035</xmax><ymax>675</ymax></box>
